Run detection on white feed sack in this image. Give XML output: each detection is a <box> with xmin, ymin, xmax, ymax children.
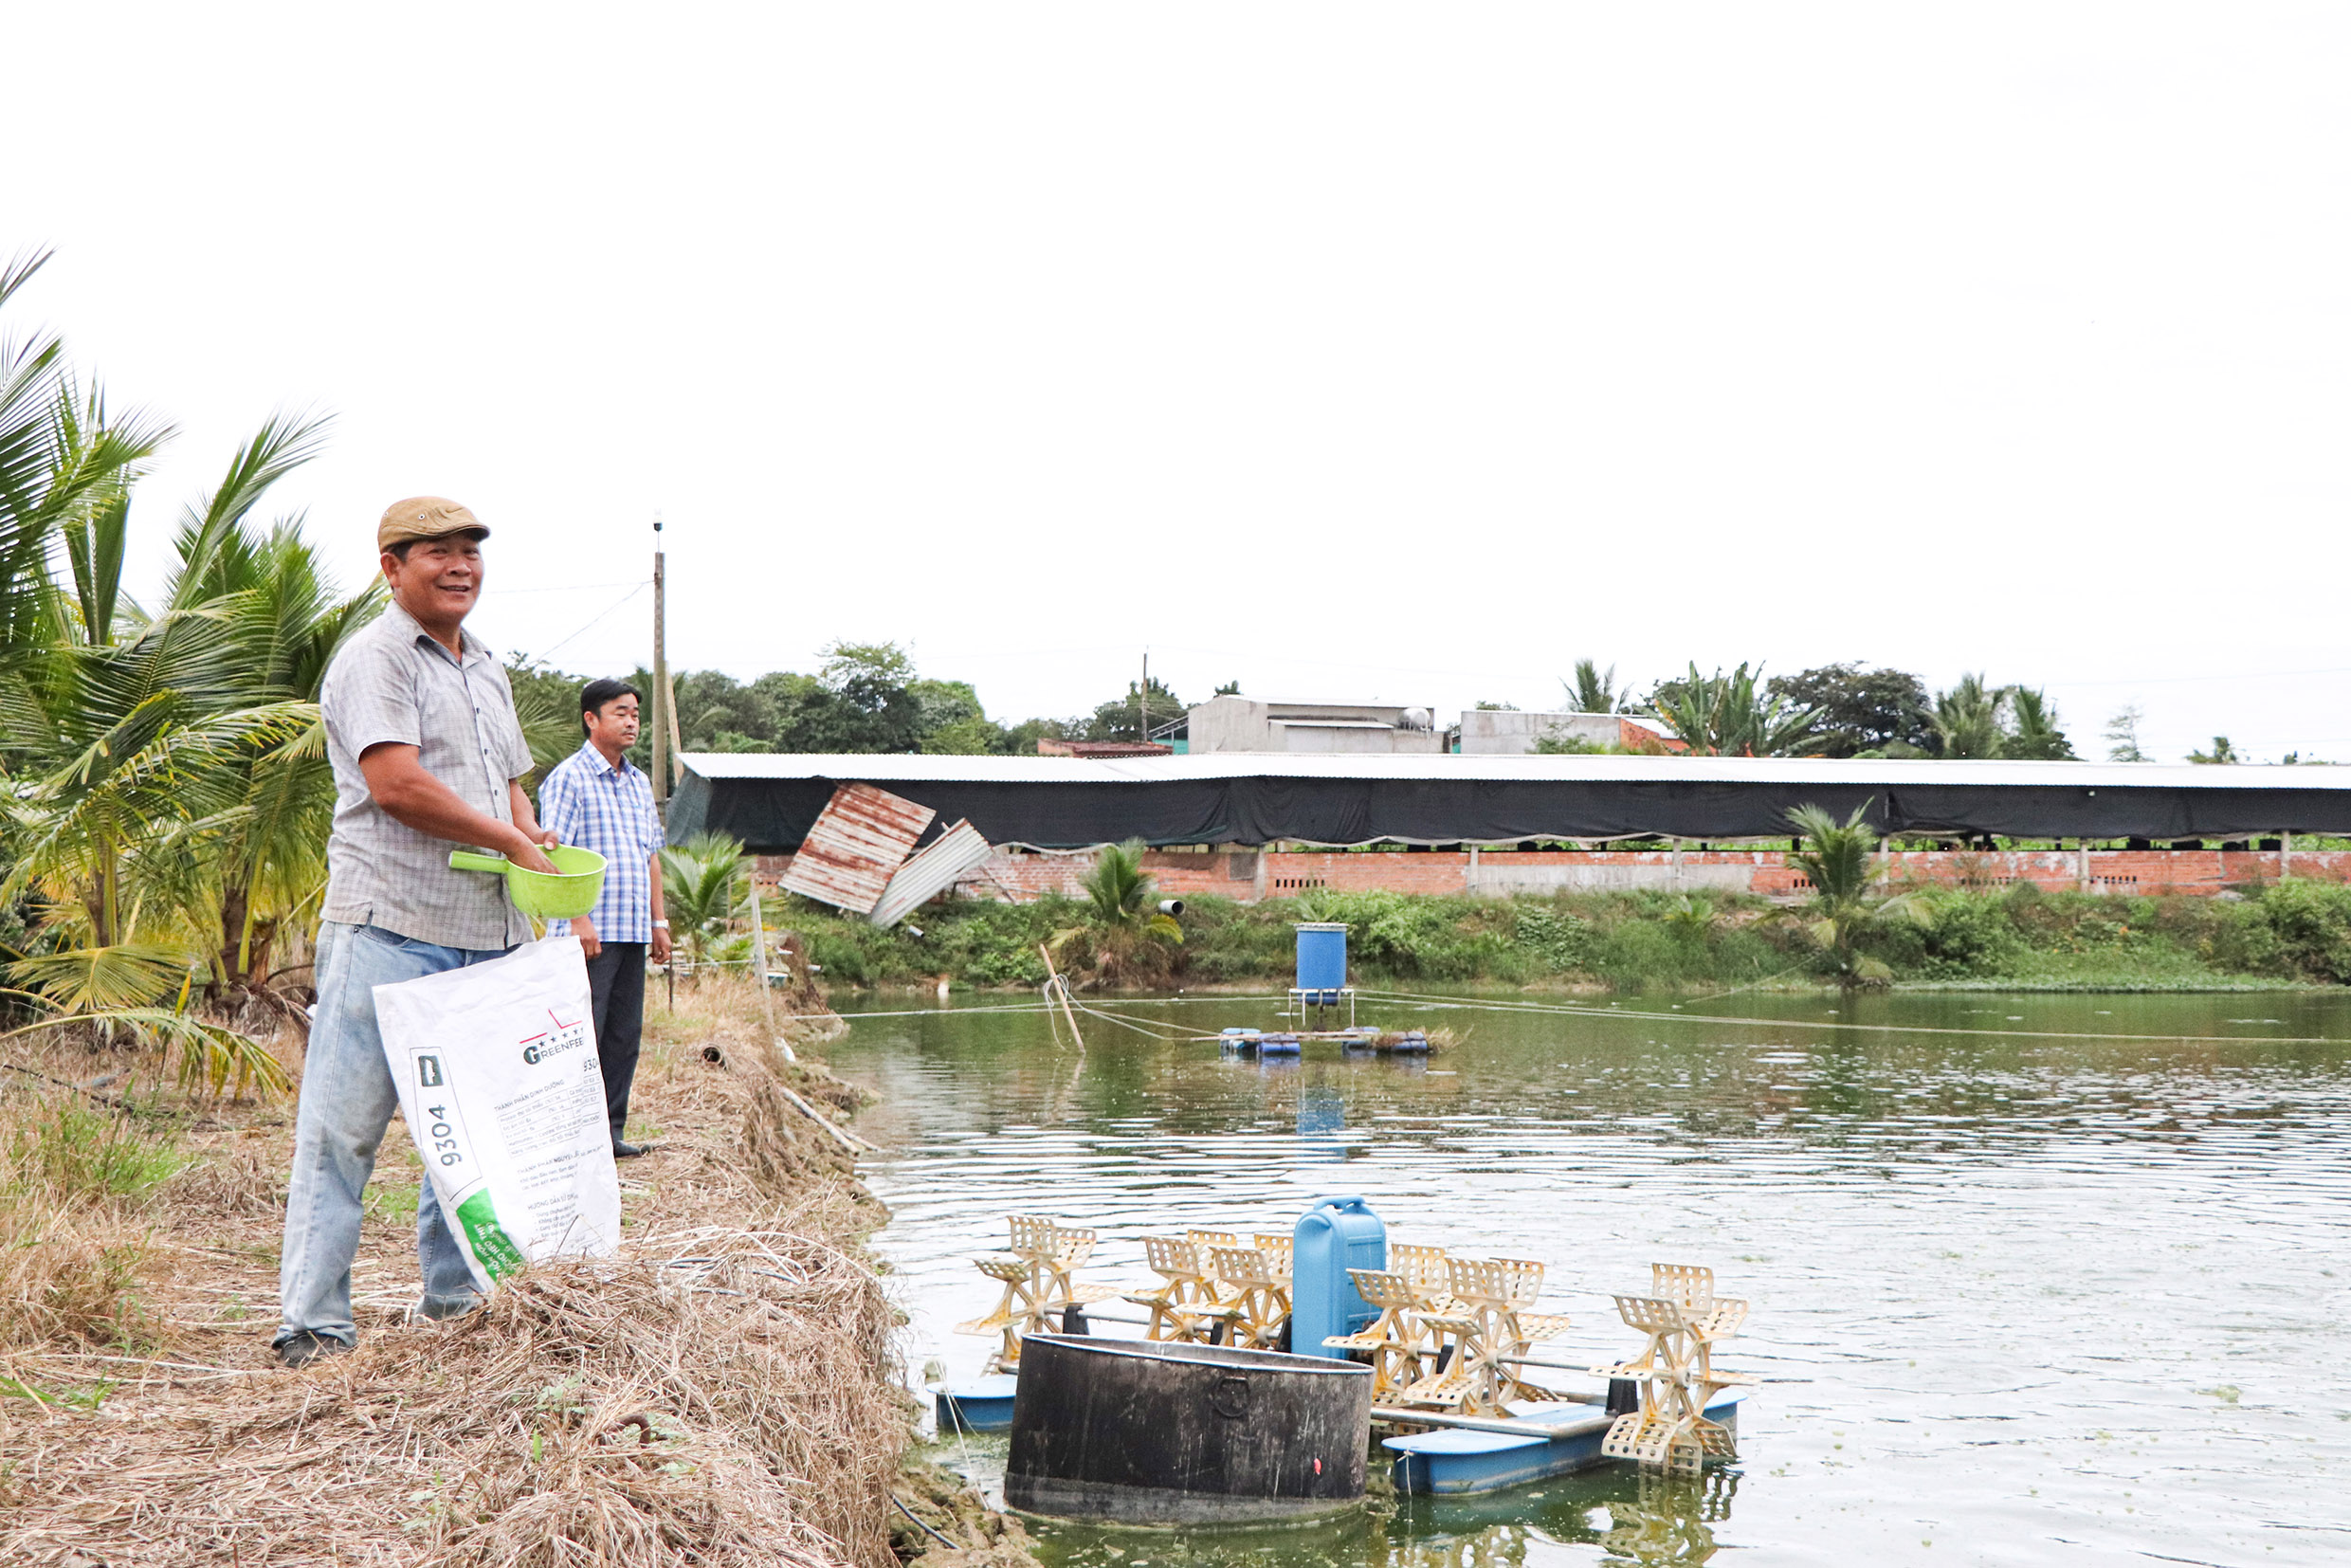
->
<box><xmin>374</xmin><ymin>935</ymin><xmax>623</xmax><ymax>1290</ymax></box>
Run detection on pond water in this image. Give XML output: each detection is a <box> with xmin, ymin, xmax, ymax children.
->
<box><xmin>826</xmin><ymin>988</ymin><xmax>2351</xmax><ymax>1567</ymax></box>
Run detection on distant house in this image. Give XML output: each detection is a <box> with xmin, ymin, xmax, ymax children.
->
<box><xmin>1457</xmin><ymin>711</ymin><xmax>1678</xmax><ymax>755</ymax></box>
<box><xmin>1187</xmin><ymin>696</ymin><xmax>1446</xmax><ymax>756</ymax></box>
<box><xmin>1036</xmin><ymin>738</ymin><xmax>1174</xmax><ymax>757</ymax></box>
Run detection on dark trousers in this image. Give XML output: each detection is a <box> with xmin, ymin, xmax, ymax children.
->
<box><xmin>584</xmin><ymin>941</ymin><xmax>647</xmax><ymax>1144</ymax></box>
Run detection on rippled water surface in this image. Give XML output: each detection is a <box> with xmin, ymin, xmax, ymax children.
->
<box><xmin>826</xmin><ymin>989</ymin><xmax>2351</xmax><ymax>1567</ymax></box>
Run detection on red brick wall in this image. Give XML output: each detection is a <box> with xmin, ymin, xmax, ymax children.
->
<box><xmin>750</xmin><ymin>846</ymin><xmax>2351</xmax><ymax>909</ymax></box>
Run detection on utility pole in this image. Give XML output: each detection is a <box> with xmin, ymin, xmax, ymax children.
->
<box><xmin>651</xmin><ymin>514</ymin><xmax>668</xmax><ymax>815</ymax></box>
<box><xmin>1138</xmin><ymin>649</ymin><xmax>1148</xmax><ymax>742</ymax></box>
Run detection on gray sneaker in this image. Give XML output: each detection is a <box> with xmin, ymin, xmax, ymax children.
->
<box><xmin>274</xmin><ymin>1329</ymin><xmax>354</xmax><ymax>1368</ymax></box>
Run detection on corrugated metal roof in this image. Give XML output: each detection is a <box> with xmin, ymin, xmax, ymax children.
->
<box><xmin>868</xmin><ymin>821</ymin><xmax>994</xmax><ymax>928</ymax></box>
<box><xmin>682</xmin><ymin>752</ymin><xmax>2351</xmax><ymax>793</ymax></box>
<box><xmin>777</xmin><ymin>783</ymin><xmax>936</xmax><ymax>914</ymax></box>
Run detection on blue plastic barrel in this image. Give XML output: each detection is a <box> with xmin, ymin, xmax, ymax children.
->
<box><xmin>1294</xmin><ymin>923</ymin><xmax>1348</xmax><ymax>996</ymax></box>
<box><xmin>1290</xmin><ymin>1195</ymin><xmax>1386</xmax><ymax>1361</ymax></box>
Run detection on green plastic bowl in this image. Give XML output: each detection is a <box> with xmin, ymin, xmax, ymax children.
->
<box><xmin>447</xmin><ymin>844</ymin><xmax>609</xmax><ymax>921</ymax></box>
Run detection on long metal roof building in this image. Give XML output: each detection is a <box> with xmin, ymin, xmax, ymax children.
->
<box><xmin>666</xmin><ymin>754</ymin><xmax>2351</xmax><ymax>851</ymax></box>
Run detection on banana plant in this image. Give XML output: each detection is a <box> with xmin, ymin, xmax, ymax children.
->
<box><xmin>1649</xmin><ymin>663</ymin><xmax>1821</xmax><ymax>757</ymax></box>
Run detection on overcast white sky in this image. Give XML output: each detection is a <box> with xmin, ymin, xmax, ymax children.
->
<box><xmin>9</xmin><ymin>5</ymin><xmax>2347</xmax><ymax>758</ymax></box>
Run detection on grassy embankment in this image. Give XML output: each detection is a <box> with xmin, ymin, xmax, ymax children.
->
<box><xmin>789</xmin><ymin>879</ymin><xmax>2351</xmax><ymax>994</ymax></box>
<box><xmin>0</xmin><ymin>972</ymin><xmax>1030</xmax><ymax>1568</ymax></box>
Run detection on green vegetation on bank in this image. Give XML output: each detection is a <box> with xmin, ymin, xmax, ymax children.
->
<box><xmin>785</xmin><ymin>878</ymin><xmax>2351</xmax><ymax>994</ymax></box>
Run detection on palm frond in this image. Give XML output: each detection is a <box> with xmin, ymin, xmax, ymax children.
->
<box><xmin>166</xmin><ymin>410</ymin><xmax>335</xmax><ymax>611</ymax></box>
<box><xmin>0</xmin><ymin>1008</ymin><xmax>289</xmax><ymax>1100</ymax></box>
<box><xmin>660</xmin><ymin>832</ymin><xmax>748</xmax><ymax>962</ymax></box>
<box><xmin>7</xmin><ymin>941</ymin><xmax>192</xmax><ymax>1012</ymax></box>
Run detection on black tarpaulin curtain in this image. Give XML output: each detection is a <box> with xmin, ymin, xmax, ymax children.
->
<box><xmin>666</xmin><ymin>770</ymin><xmax>2351</xmax><ymax>852</ymax></box>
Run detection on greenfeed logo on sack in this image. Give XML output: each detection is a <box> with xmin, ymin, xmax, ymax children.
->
<box><xmin>520</xmin><ymin>1011</ymin><xmax>591</xmax><ymax>1066</ymax></box>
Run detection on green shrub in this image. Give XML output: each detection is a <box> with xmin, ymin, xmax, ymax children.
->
<box><xmin>801</xmin><ymin>926</ymin><xmax>873</xmax><ymax>985</ymax></box>
<box><xmin>1174</xmin><ymin>895</ymin><xmax>1294</xmax><ymax>982</ymax></box>
<box><xmin>1913</xmin><ymin>892</ymin><xmax>2022</xmax><ymax>977</ymax></box>
<box><xmin>1512</xmin><ymin>905</ymin><xmax>1596</xmax><ymax>972</ymax></box>
<box><xmin>771</xmin><ymin>876</ymin><xmax>2351</xmax><ymax>992</ymax></box>
<box><xmin>1593</xmin><ymin>921</ymin><xmax>1695</xmax><ymax>989</ymax></box>
<box><xmin>2254</xmin><ymin>879</ymin><xmax>2351</xmax><ymax>981</ymax></box>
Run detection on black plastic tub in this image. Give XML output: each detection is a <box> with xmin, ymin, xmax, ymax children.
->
<box><xmin>1005</xmin><ymin>1334</ymin><xmax>1374</xmax><ymax>1526</ymax></box>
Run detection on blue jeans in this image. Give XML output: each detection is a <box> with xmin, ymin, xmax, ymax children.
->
<box><xmin>276</xmin><ymin>921</ymin><xmax>511</xmax><ymax>1346</ymax></box>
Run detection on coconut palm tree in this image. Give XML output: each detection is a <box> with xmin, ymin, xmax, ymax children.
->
<box><xmin>157</xmin><ymin>413</ymin><xmax>382</xmax><ymax>994</ymax></box>
<box><xmin>1561</xmin><ymin>658</ymin><xmax>1627</xmax><ymax>715</ymax></box>
<box><xmin>1931</xmin><ymin>674</ymin><xmax>2009</xmax><ymax>759</ymax></box>
<box><xmin>0</xmin><ymin>249</ymin><xmax>174</xmax><ymax>669</ymax></box>
<box><xmin>1785</xmin><ymin>802</ymin><xmax>1921</xmax><ymax>986</ymax></box>
<box><xmin>2006</xmin><ymin>686</ymin><xmax>2074</xmax><ymax>760</ymax></box>
<box><xmin>0</xmin><ymin>256</ymin><xmax>291</xmax><ymax>1093</ymax></box>
<box><xmin>1049</xmin><ymin>840</ymin><xmax>1182</xmax><ymax>983</ymax></box>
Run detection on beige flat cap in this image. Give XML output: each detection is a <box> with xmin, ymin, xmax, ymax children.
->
<box><xmin>378</xmin><ymin>497</ymin><xmax>490</xmax><ymax>552</ymax></box>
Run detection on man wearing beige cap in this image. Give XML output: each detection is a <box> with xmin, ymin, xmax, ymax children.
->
<box><xmin>274</xmin><ymin>497</ymin><xmax>561</xmax><ymax>1366</ymax></box>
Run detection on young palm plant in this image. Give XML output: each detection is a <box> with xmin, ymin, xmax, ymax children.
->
<box><xmin>1049</xmin><ymin>840</ymin><xmax>1183</xmax><ymax>984</ymax></box>
<box><xmin>1785</xmin><ymin>802</ymin><xmax>1922</xmax><ymax>987</ymax></box>
<box><xmin>660</xmin><ymin>832</ymin><xmax>750</xmax><ymax>967</ymax></box>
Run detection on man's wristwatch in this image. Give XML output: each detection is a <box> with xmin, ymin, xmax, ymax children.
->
<box><xmin>651</xmin><ymin>920</ymin><xmax>669</xmax><ymax>928</ymax></box>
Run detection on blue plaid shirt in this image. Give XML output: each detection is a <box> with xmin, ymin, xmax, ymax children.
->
<box><xmin>537</xmin><ymin>741</ymin><xmax>665</xmax><ymax>943</ymax></box>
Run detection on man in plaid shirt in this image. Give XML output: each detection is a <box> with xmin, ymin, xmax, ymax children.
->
<box><xmin>537</xmin><ymin>678</ymin><xmax>671</xmax><ymax>1157</ymax></box>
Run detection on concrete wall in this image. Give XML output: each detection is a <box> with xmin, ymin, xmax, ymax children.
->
<box><xmin>1186</xmin><ymin>698</ymin><xmax>1276</xmax><ymax>755</ymax></box>
<box><xmin>751</xmin><ymin>846</ymin><xmax>2351</xmax><ymax>906</ymax></box>
<box><xmin>1272</xmin><ymin>720</ymin><xmax>1448</xmax><ymax>755</ymax></box>
<box><xmin>1187</xmin><ymin>695</ymin><xmax>1445</xmax><ymax>756</ymax></box>
<box><xmin>1457</xmin><ymin>712</ymin><xmax>1669</xmax><ymax>754</ymax></box>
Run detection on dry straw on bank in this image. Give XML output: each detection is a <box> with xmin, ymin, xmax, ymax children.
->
<box><xmin>7</xmin><ymin>1230</ymin><xmax>902</xmax><ymax>1566</ymax></box>
<box><xmin>3</xmin><ymin>974</ymin><xmax>919</xmax><ymax>1568</ymax></box>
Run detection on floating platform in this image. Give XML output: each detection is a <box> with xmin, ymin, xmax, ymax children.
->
<box><xmin>1219</xmin><ymin>1027</ymin><xmax>1428</xmax><ymax>1055</ymax></box>
<box><xmin>1383</xmin><ymin>1392</ymin><xmax>1746</xmax><ymax>1496</ymax></box>
<box><xmin>935</xmin><ymin>1374</ymin><xmax>1020</xmax><ymax>1432</ymax></box>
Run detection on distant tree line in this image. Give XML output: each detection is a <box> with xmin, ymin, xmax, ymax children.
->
<box><xmin>513</xmin><ymin>641</ymin><xmax>2295</xmax><ymax>766</ymax></box>
<box><xmin>1550</xmin><ymin>658</ymin><xmax>2081</xmax><ymax>760</ymax></box>
<box><xmin>508</xmin><ymin>643</ymin><xmax>1219</xmax><ymax>759</ymax></box>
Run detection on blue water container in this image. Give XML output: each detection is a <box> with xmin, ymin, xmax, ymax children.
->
<box><xmin>1295</xmin><ymin>923</ymin><xmax>1348</xmax><ymax>998</ymax></box>
<box><xmin>1290</xmin><ymin>1195</ymin><xmax>1386</xmax><ymax>1361</ymax></box>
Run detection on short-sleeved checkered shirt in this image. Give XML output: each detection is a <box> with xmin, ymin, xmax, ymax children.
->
<box><xmin>319</xmin><ymin>599</ymin><xmax>536</xmax><ymax>950</ymax></box>
<box><xmin>537</xmin><ymin>741</ymin><xmax>665</xmax><ymax>943</ymax></box>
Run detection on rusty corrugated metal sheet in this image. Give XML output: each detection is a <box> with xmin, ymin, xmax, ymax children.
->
<box><xmin>778</xmin><ymin>783</ymin><xmax>936</xmax><ymax>914</ymax></box>
<box><xmin>868</xmin><ymin>820</ymin><xmax>993</xmax><ymax>928</ymax></box>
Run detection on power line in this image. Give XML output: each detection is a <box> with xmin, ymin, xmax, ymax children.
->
<box><xmin>484</xmin><ymin>578</ymin><xmax>647</xmax><ymax>596</ymax></box>
<box><xmin>538</xmin><ymin>581</ymin><xmax>649</xmax><ymax>660</ymax></box>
